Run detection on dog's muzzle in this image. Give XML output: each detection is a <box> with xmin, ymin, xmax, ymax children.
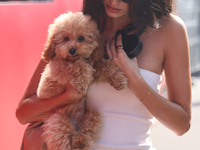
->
<box><xmin>69</xmin><ymin>48</ymin><xmax>76</xmax><ymax>56</ymax></box>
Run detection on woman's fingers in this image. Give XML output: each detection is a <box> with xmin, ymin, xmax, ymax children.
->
<box><xmin>105</xmin><ymin>41</ymin><xmax>112</xmax><ymax>59</ymax></box>
<box><xmin>115</xmin><ymin>34</ymin><xmax>130</xmax><ymax>62</ymax></box>
<box><xmin>116</xmin><ymin>34</ymin><xmax>123</xmax><ymax>50</ymax></box>
<box><xmin>116</xmin><ymin>34</ymin><xmax>127</xmax><ymax>56</ymax></box>
<box><xmin>105</xmin><ymin>33</ymin><xmax>127</xmax><ymax>60</ymax></box>
<box><xmin>110</xmin><ymin>37</ymin><xmax>118</xmax><ymax>59</ymax></box>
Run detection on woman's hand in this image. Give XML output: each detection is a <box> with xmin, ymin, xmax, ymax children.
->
<box><xmin>105</xmin><ymin>34</ymin><xmax>141</xmax><ymax>81</ymax></box>
<box><xmin>61</xmin><ymin>83</ymin><xmax>84</xmax><ymax>105</ymax></box>
<box><xmin>16</xmin><ymin>82</ymin><xmax>84</xmax><ymax>124</ymax></box>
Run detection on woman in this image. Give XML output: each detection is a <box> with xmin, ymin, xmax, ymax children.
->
<box><xmin>16</xmin><ymin>0</ymin><xmax>192</xmax><ymax>149</ymax></box>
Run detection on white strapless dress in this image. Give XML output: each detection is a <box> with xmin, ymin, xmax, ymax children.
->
<box><xmin>87</xmin><ymin>68</ymin><xmax>162</xmax><ymax>150</ymax></box>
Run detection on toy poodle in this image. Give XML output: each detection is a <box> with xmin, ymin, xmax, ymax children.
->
<box><xmin>36</xmin><ymin>11</ymin><xmax>127</xmax><ymax>150</ymax></box>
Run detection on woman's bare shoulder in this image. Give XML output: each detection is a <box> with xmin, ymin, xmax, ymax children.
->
<box><xmin>143</xmin><ymin>14</ymin><xmax>187</xmax><ymax>43</ymax></box>
<box><xmin>160</xmin><ymin>14</ymin><xmax>187</xmax><ymax>37</ymax></box>
<box><xmin>163</xmin><ymin>14</ymin><xmax>185</xmax><ymax>25</ymax></box>
<box><xmin>157</xmin><ymin>14</ymin><xmax>188</xmax><ymax>52</ymax></box>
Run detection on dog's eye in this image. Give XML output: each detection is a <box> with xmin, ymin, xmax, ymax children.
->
<box><xmin>78</xmin><ymin>36</ymin><xmax>85</xmax><ymax>42</ymax></box>
<box><xmin>64</xmin><ymin>37</ymin><xmax>69</xmax><ymax>41</ymax></box>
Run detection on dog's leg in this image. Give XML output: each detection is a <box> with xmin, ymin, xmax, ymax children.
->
<box><xmin>94</xmin><ymin>59</ymin><xmax>128</xmax><ymax>90</ymax></box>
<box><xmin>69</xmin><ymin>59</ymin><xmax>95</xmax><ymax>95</ymax></box>
<box><xmin>71</xmin><ymin>105</ymin><xmax>101</xmax><ymax>150</ymax></box>
<box><xmin>42</xmin><ymin>108</ymin><xmax>76</xmax><ymax>150</ymax></box>
<box><xmin>107</xmin><ymin>61</ymin><xmax>128</xmax><ymax>90</ymax></box>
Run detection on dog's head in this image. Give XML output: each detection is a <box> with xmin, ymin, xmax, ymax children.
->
<box><xmin>42</xmin><ymin>12</ymin><xmax>104</xmax><ymax>63</ymax></box>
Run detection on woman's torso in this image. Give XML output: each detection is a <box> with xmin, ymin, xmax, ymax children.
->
<box><xmin>87</xmin><ymin>68</ymin><xmax>162</xmax><ymax>150</ymax></box>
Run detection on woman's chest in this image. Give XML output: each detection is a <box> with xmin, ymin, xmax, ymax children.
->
<box><xmin>136</xmin><ymin>30</ymin><xmax>165</xmax><ymax>75</ymax></box>
<box><xmin>87</xmin><ymin>68</ymin><xmax>161</xmax><ymax>117</ymax></box>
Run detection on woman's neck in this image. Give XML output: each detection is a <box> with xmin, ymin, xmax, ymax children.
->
<box><xmin>102</xmin><ymin>16</ymin><xmax>131</xmax><ymax>41</ymax></box>
<box><xmin>107</xmin><ymin>15</ymin><xmax>131</xmax><ymax>31</ymax></box>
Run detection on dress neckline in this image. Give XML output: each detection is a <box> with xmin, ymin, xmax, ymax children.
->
<box><xmin>139</xmin><ymin>68</ymin><xmax>161</xmax><ymax>77</ymax></box>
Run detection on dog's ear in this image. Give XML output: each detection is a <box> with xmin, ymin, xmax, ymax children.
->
<box><xmin>42</xmin><ymin>37</ymin><xmax>56</xmax><ymax>62</ymax></box>
<box><xmin>90</xmin><ymin>35</ymin><xmax>105</xmax><ymax>63</ymax></box>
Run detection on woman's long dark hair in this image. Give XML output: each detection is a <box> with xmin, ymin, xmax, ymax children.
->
<box><xmin>82</xmin><ymin>0</ymin><xmax>175</xmax><ymax>32</ymax></box>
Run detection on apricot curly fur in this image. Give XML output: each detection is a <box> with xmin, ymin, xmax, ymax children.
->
<box><xmin>37</xmin><ymin>11</ymin><xmax>127</xmax><ymax>150</ymax></box>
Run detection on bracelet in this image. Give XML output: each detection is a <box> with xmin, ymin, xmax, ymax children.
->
<box><xmin>140</xmin><ymin>89</ymin><xmax>151</xmax><ymax>102</ymax></box>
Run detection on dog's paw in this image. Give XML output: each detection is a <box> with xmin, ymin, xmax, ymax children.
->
<box><xmin>70</xmin><ymin>75</ymin><xmax>94</xmax><ymax>95</ymax></box>
<box><xmin>110</xmin><ymin>81</ymin><xmax>127</xmax><ymax>90</ymax></box>
<box><xmin>109</xmin><ymin>74</ymin><xmax>128</xmax><ymax>90</ymax></box>
<box><xmin>71</xmin><ymin>134</ymin><xmax>91</xmax><ymax>150</ymax></box>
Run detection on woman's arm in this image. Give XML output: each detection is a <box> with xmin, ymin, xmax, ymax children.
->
<box><xmin>152</xmin><ymin>14</ymin><xmax>192</xmax><ymax>135</ymax></box>
<box><xmin>107</xmin><ymin>15</ymin><xmax>192</xmax><ymax>136</ymax></box>
<box><xmin>16</xmin><ymin>59</ymin><xmax>83</xmax><ymax>125</ymax></box>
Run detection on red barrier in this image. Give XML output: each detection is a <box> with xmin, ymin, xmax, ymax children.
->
<box><xmin>0</xmin><ymin>0</ymin><xmax>82</xmax><ymax>149</ymax></box>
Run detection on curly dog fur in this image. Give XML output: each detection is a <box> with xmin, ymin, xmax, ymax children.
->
<box><xmin>37</xmin><ymin>12</ymin><xmax>127</xmax><ymax>150</ymax></box>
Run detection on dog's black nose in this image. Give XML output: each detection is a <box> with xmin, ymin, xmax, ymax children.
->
<box><xmin>69</xmin><ymin>48</ymin><xmax>76</xmax><ymax>55</ymax></box>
